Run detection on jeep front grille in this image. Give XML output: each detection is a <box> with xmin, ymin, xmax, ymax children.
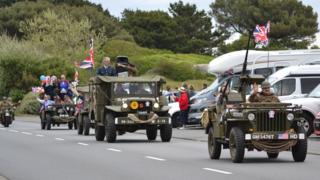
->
<box><xmin>256</xmin><ymin>111</ymin><xmax>288</xmax><ymax>132</ymax></box>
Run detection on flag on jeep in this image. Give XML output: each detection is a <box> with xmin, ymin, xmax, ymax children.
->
<box><xmin>253</xmin><ymin>21</ymin><xmax>270</xmax><ymax>48</ymax></box>
<box><xmin>78</xmin><ymin>38</ymin><xmax>94</xmax><ymax>69</ymax></box>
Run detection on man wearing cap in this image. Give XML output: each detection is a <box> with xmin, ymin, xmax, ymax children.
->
<box><xmin>175</xmin><ymin>87</ymin><xmax>189</xmax><ymax>129</ymax></box>
<box><xmin>249</xmin><ymin>81</ymin><xmax>280</xmax><ymax>103</ymax></box>
<box><xmin>97</xmin><ymin>57</ymin><xmax>117</xmax><ymax>76</ymax></box>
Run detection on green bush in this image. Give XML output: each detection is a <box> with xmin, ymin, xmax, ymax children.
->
<box><xmin>9</xmin><ymin>89</ymin><xmax>25</xmax><ymax>103</ymax></box>
<box><xmin>16</xmin><ymin>92</ymin><xmax>40</xmax><ymax>115</ymax></box>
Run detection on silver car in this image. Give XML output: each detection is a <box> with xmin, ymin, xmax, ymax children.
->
<box><xmin>282</xmin><ymin>84</ymin><xmax>320</xmax><ymax>136</ymax></box>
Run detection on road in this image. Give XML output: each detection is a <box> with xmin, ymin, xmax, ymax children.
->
<box><xmin>0</xmin><ymin>117</ymin><xmax>320</xmax><ymax>180</ymax></box>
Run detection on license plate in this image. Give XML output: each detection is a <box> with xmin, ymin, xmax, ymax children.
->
<box><xmin>252</xmin><ymin>134</ymin><xmax>276</xmax><ymax>140</ymax></box>
<box><xmin>5</xmin><ymin>112</ymin><xmax>10</xmax><ymax>116</ymax></box>
<box><xmin>138</xmin><ymin>111</ymin><xmax>148</xmax><ymax>115</ymax></box>
<box><xmin>251</xmin><ymin>133</ymin><xmax>298</xmax><ymax>140</ymax></box>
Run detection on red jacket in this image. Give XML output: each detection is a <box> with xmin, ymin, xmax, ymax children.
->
<box><xmin>175</xmin><ymin>91</ymin><xmax>189</xmax><ymax>111</ymax></box>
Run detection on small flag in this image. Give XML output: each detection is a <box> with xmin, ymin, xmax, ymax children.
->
<box><xmin>278</xmin><ymin>133</ymin><xmax>289</xmax><ymax>140</ymax></box>
<box><xmin>76</xmin><ymin>38</ymin><xmax>94</xmax><ymax>69</ymax></box>
<box><xmin>253</xmin><ymin>21</ymin><xmax>270</xmax><ymax>48</ymax></box>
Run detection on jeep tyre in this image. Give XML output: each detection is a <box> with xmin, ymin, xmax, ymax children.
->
<box><xmin>68</xmin><ymin>122</ymin><xmax>73</xmax><ymax>130</ymax></box>
<box><xmin>4</xmin><ymin>116</ymin><xmax>10</xmax><ymax>127</ymax></box>
<box><xmin>77</xmin><ymin>115</ymin><xmax>84</xmax><ymax>135</ymax></box>
<box><xmin>208</xmin><ymin>127</ymin><xmax>221</xmax><ymax>159</ymax></box>
<box><xmin>95</xmin><ymin>125</ymin><xmax>105</xmax><ymax>141</ymax></box>
<box><xmin>292</xmin><ymin>127</ymin><xmax>307</xmax><ymax>162</ymax></box>
<box><xmin>46</xmin><ymin>114</ymin><xmax>51</xmax><ymax>130</ymax></box>
<box><xmin>267</xmin><ymin>152</ymin><xmax>279</xmax><ymax>159</ymax></box>
<box><xmin>83</xmin><ymin>115</ymin><xmax>90</xmax><ymax>136</ymax></box>
<box><xmin>105</xmin><ymin>113</ymin><xmax>117</xmax><ymax>143</ymax></box>
<box><xmin>229</xmin><ymin>127</ymin><xmax>245</xmax><ymax>163</ymax></box>
<box><xmin>146</xmin><ymin>125</ymin><xmax>158</xmax><ymax>140</ymax></box>
<box><xmin>160</xmin><ymin>124</ymin><xmax>172</xmax><ymax>142</ymax></box>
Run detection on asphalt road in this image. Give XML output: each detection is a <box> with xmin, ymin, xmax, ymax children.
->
<box><xmin>1</xmin><ymin>117</ymin><xmax>320</xmax><ymax>180</ymax></box>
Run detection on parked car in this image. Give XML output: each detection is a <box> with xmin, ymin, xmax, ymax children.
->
<box><xmin>269</xmin><ymin>65</ymin><xmax>320</xmax><ymax>101</ymax></box>
<box><xmin>282</xmin><ymin>84</ymin><xmax>320</xmax><ymax>136</ymax></box>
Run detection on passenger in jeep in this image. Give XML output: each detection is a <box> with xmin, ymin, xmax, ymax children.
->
<box><xmin>249</xmin><ymin>81</ymin><xmax>280</xmax><ymax>103</ymax></box>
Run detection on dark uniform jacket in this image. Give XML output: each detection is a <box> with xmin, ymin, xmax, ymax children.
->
<box><xmin>96</xmin><ymin>66</ymin><xmax>117</xmax><ymax>76</ymax></box>
<box><xmin>249</xmin><ymin>92</ymin><xmax>280</xmax><ymax>103</ymax></box>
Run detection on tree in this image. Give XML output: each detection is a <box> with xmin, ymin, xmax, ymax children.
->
<box><xmin>169</xmin><ymin>1</ymin><xmax>213</xmax><ymax>54</ymax></box>
<box><xmin>210</xmin><ymin>0</ymin><xmax>319</xmax><ymax>49</ymax></box>
<box><xmin>121</xmin><ymin>9</ymin><xmax>178</xmax><ymax>50</ymax></box>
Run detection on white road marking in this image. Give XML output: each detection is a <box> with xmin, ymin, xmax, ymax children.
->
<box><xmin>21</xmin><ymin>132</ymin><xmax>32</xmax><ymax>135</ymax></box>
<box><xmin>203</xmin><ymin>168</ymin><xmax>232</xmax><ymax>175</ymax></box>
<box><xmin>55</xmin><ymin>138</ymin><xmax>65</xmax><ymax>141</ymax></box>
<box><xmin>145</xmin><ymin>156</ymin><xmax>166</xmax><ymax>161</ymax></box>
<box><xmin>0</xmin><ymin>128</ymin><xmax>6</xmax><ymax>130</ymax></box>
<box><xmin>77</xmin><ymin>142</ymin><xmax>89</xmax><ymax>146</ymax></box>
<box><xmin>36</xmin><ymin>134</ymin><xmax>44</xmax><ymax>137</ymax></box>
<box><xmin>9</xmin><ymin>130</ymin><xmax>19</xmax><ymax>133</ymax></box>
<box><xmin>107</xmin><ymin>148</ymin><xmax>122</xmax><ymax>152</ymax></box>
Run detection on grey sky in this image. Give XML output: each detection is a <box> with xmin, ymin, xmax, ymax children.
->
<box><xmin>89</xmin><ymin>0</ymin><xmax>320</xmax><ymax>46</ymax></box>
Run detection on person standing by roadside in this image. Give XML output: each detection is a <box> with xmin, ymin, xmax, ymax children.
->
<box><xmin>175</xmin><ymin>87</ymin><xmax>189</xmax><ymax>129</ymax></box>
<box><xmin>96</xmin><ymin>57</ymin><xmax>117</xmax><ymax>76</ymax></box>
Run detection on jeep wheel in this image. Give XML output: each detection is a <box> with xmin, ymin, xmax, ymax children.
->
<box><xmin>73</xmin><ymin>118</ymin><xmax>78</xmax><ymax>130</ymax></box>
<box><xmin>302</xmin><ymin>112</ymin><xmax>314</xmax><ymax>137</ymax></box>
<box><xmin>292</xmin><ymin>127</ymin><xmax>307</xmax><ymax>162</ymax></box>
<box><xmin>105</xmin><ymin>113</ymin><xmax>117</xmax><ymax>143</ymax></box>
<box><xmin>160</xmin><ymin>124</ymin><xmax>172</xmax><ymax>142</ymax></box>
<box><xmin>4</xmin><ymin>117</ymin><xmax>10</xmax><ymax>127</ymax></box>
<box><xmin>68</xmin><ymin>122</ymin><xmax>73</xmax><ymax>130</ymax></box>
<box><xmin>77</xmin><ymin>115</ymin><xmax>83</xmax><ymax>135</ymax></box>
<box><xmin>229</xmin><ymin>127</ymin><xmax>245</xmax><ymax>163</ymax></box>
<box><xmin>83</xmin><ymin>115</ymin><xmax>90</xmax><ymax>136</ymax></box>
<box><xmin>146</xmin><ymin>125</ymin><xmax>158</xmax><ymax>141</ymax></box>
<box><xmin>45</xmin><ymin>114</ymin><xmax>51</xmax><ymax>130</ymax></box>
<box><xmin>95</xmin><ymin>125</ymin><xmax>105</xmax><ymax>141</ymax></box>
<box><xmin>267</xmin><ymin>152</ymin><xmax>279</xmax><ymax>159</ymax></box>
<box><xmin>208</xmin><ymin>127</ymin><xmax>221</xmax><ymax>159</ymax></box>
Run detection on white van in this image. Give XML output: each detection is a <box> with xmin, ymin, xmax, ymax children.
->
<box><xmin>268</xmin><ymin>65</ymin><xmax>320</xmax><ymax>101</ymax></box>
<box><xmin>208</xmin><ymin>49</ymin><xmax>320</xmax><ymax>77</ymax></box>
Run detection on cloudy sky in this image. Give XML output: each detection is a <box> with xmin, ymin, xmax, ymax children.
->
<box><xmin>89</xmin><ymin>0</ymin><xmax>320</xmax><ymax>46</ymax></box>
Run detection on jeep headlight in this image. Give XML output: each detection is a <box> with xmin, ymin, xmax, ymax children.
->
<box><xmin>122</xmin><ymin>103</ymin><xmax>128</xmax><ymax>109</ymax></box>
<box><xmin>48</xmin><ymin>105</ymin><xmax>53</xmax><ymax>109</ymax></box>
<box><xmin>248</xmin><ymin>113</ymin><xmax>255</xmax><ymax>121</ymax></box>
<box><xmin>287</xmin><ymin>113</ymin><xmax>294</xmax><ymax>121</ymax></box>
<box><xmin>153</xmin><ymin>102</ymin><xmax>160</xmax><ymax>109</ymax></box>
<box><xmin>66</xmin><ymin>107</ymin><xmax>70</xmax><ymax>111</ymax></box>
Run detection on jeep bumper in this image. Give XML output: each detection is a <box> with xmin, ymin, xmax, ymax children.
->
<box><xmin>52</xmin><ymin>115</ymin><xmax>76</xmax><ymax>123</ymax></box>
<box><xmin>245</xmin><ymin>132</ymin><xmax>305</xmax><ymax>140</ymax></box>
<box><xmin>115</xmin><ymin>114</ymin><xmax>171</xmax><ymax>125</ymax></box>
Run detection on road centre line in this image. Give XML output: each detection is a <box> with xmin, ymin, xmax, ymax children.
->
<box><xmin>0</xmin><ymin>128</ymin><xmax>6</xmax><ymax>130</ymax></box>
<box><xmin>145</xmin><ymin>156</ymin><xmax>166</xmax><ymax>161</ymax></box>
<box><xmin>77</xmin><ymin>142</ymin><xmax>89</xmax><ymax>146</ymax></box>
<box><xmin>21</xmin><ymin>132</ymin><xmax>32</xmax><ymax>135</ymax></box>
<box><xmin>203</xmin><ymin>168</ymin><xmax>232</xmax><ymax>175</ymax></box>
<box><xmin>55</xmin><ymin>138</ymin><xmax>65</xmax><ymax>141</ymax></box>
<box><xmin>9</xmin><ymin>130</ymin><xmax>19</xmax><ymax>133</ymax></box>
<box><xmin>107</xmin><ymin>148</ymin><xmax>122</xmax><ymax>152</ymax></box>
<box><xmin>36</xmin><ymin>134</ymin><xmax>44</xmax><ymax>137</ymax></box>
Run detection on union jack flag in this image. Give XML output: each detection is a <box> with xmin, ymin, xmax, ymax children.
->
<box><xmin>253</xmin><ymin>21</ymin><xmax>270</xmax><ymax>48</ymax></box>
<box><xmin>77</xmin><ymin>38</ymin><xmax>94</xmax><ymax>69</ymax></box>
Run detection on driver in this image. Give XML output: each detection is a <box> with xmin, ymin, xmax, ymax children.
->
<box><xmin>249</xmin><ymin>81</ymin><xmax>280</xmax><ymax>103</ymax></box>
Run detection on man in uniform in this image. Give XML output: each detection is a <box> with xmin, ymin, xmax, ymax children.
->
<box><xmin>249</xmin><ymin>81</ymin><xmax>280</xmax><ymax>102</ymax></box>
<box><xmin>96</xmin><ymin>57</ymin><xmax>117</xmax><ymax>76</ymax></box>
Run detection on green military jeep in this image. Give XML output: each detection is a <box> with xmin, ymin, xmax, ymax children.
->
<box><xmin>203</xmin><ymin>75</ymin><xmax>307</xmax><ymax>163</ymax></box>
<box><xmin>89</xmin><ymin>76</ymin><xmax>172</xmax><ymax>143</ymax></box>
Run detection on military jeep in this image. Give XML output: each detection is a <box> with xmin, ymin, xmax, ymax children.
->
<box><xmin>89</xmin><ymin>76</ymin><xmax>172</xmax><ymax>143</ymax></box>
<box><xmin>203</xmin><ymin>75</ymin><xmax>307</xmax><ymax>163</ymax></box>
<box><xmin>40</xmin><ymin>104</ymin><xmax>77</xmax><ymax>130</ymax></box>
<box><xmin>76</xmin><ymin>86</ymin><xmax>93</xmax><ymax>136</ymax></box>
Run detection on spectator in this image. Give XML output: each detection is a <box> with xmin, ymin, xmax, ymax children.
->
<box><xmin>58</xmin><ymin>74</ymin><xmax>70</xmax><ymax>101</ymax></box>
<box><xmin>175</xmin><ymin>87</ymin><xmax>189</xmax><ymax>129</ymax></box>
<box><xmin>189</xmin><ymin>85</ymin><xmax>196</xmax><ymax>98</ymax></box>
<box><xmin>96</xmin><ymin>57</ymin><xmax>117</xmax><ymax>76</ymax></box>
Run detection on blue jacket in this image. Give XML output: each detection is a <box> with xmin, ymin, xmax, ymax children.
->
<box><xmin>96</xmin><ymin>66</ymin><xmax>117</xmax><ymax>76</ymax></box>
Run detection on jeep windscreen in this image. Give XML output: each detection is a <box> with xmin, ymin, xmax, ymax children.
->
<box><xmin>113</xmin><ymin>82</ymin><xmax>156</xmax><ymax>97</ymax></box>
